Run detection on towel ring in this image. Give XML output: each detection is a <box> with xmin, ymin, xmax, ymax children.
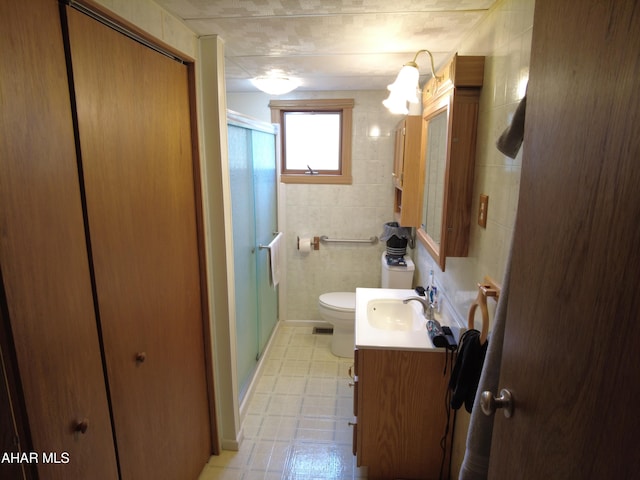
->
<box><xmin>467</xmin><ymin>277</ymin><xmax>500</xmax><ymax>345</ymax></box>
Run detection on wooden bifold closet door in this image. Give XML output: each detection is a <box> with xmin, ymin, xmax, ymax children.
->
<box><xmin>2</xmin><ymin>1</ymin><xmax>211</xmax><ymax>478</ymax></box>
<box><xmin>65</xmin><ymin>7</ymin><xmax>211</xmax><ymax>480</ymax></box>
<box><xmin>0</xmin><ymin>1</ymin><xmax>119</xmax><ymax>479</ymax></box>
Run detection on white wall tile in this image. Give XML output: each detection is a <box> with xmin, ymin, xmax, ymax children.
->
<box><xmin>273</xmin><ymin>90</ymin><xmax>399</xmax><ymax>320</ymax></box>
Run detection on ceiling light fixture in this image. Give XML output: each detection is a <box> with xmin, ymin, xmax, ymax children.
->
<box><xmin>383</xmin><ymin>49</ymin><xmax>442</xmax><ymax>115</ymax></box>
<box><xmin>250</xmin><ymin>76</ymin><xmax>300</xmax><ymax>95</ymax></box>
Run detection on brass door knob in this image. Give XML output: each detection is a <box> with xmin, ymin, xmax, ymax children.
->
<box><xmin>480</xmin><ymin>388</ymin><xmax>514</xmax><ymax>418</ymax></box>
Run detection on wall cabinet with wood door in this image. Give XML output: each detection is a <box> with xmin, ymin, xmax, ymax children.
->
<box><xmin>392</xmin><ymin>115</ymin><xmax>424</xmax><ymax>227</ymax></box>
<box><xmin>352</xmin><ymin>348</ymin><xmax>452</xmax><ymax>480</ymax></box>
<box><xmin>417</xmin><ymin>55</ymin><xmax>484</xmax><ymax>270</ymax></box>
<box><xmin>0</xmin><ymin>1</ymin><xmax>213</xmax><ymax>479</ymax></box>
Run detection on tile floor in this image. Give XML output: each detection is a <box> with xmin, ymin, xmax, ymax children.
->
<box><xmin>198</xmin><ymin>325</ymin><xmax>367</xmax><ymax>480</ymax></box>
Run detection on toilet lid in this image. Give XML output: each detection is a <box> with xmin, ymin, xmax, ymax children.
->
<box><xmin>319</xmin><ymin>292</ymin><xmax>356</xmax><ymax>312</ymax></box>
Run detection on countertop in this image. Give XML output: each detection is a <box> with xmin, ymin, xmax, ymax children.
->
<box><xmin>355</xmin><ymin>287</ymin><xmax>460</xmax><ymax>351</ymax></box>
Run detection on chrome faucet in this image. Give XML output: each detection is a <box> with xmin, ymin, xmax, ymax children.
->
<box><xmin>403</xmin><ymin>296</ymin><xmax>435</xmax><ymax>321</ymax></box>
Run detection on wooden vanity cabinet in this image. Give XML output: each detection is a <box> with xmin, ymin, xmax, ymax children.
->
<box><xmin>353</xmin><ymin>348</ymin><xmax>452</xmax><ymax>480</ymax></box>
<box><xmin>392</xmin><ymin>115</ymin><xmax>424</xmax><ymax>227</ymax></box>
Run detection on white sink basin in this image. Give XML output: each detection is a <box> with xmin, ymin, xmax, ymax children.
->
<box><xmin>356</xmin><ymin>288</ymin><xmax>456</xmax><ymax>351</ymax></box>
<box><xmin>366</xmin><ymin>298</ymin><xmax>425</xmax><ymax>331</ymax></box>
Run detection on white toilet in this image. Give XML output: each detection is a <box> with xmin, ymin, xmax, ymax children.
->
<box><xmin>318</xmin><ymin>252</ymin><xmax>415</xmax><ymax>357</ymax></box>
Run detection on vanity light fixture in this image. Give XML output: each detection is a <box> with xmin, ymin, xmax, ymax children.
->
<box><xmin>250</xmin><ymin>75</ymin><xmax>300</xmax><ymax>95</ymax></box>
<box><xmin>383</xmin><ymin>49</ymin><xmax>442</xmax><ymax>114</ymax></box>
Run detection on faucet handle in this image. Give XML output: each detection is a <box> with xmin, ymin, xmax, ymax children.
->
<box><xmin>426</xmin><ymin>303</ymin><xmax>436</xmax><ymax>321</ymax></box>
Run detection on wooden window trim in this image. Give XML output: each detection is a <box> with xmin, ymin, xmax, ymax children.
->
<box><xmin>270</xmin><ymin>98</ymin><xmax>354</xmax><ymax>184</ymax></box>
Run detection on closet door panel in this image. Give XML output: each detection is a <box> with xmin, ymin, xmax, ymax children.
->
<box><xmin>0</xmin><ymin>1</ymin><xmax>118</xmax><ymax>479</ymax></box>
<box><xmin>66</xmin><ymin>8</ymin><xmax>211</xmax><ymax>479</ymax></box>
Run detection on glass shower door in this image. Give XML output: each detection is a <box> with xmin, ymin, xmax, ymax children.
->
<box><xmin>252</xmin><ymin>129</ymin><xmax>278</xmax><ymax>355</ymax></box>
<box><xmin>228</xmin><ymin>118</ymin><xmax>278</xmax><ymax>401</ymax></box>
<box><xmin>228</xmin><ymin>124</ymin><xmax>259</xmax><ymax>397</ymax></box>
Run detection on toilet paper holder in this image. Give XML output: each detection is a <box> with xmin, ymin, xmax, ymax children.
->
<box><xmin>297</xmin><ymin>236</ymin><xmax>320</xmax><ymax>251</ymax></box>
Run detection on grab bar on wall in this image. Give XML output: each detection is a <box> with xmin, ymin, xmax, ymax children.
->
<box><xmin>319</xmin><ymin>235</ymin><xmax>378</xmax><ymax>245</ymax></box>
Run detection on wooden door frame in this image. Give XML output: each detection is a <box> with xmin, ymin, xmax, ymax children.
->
<box><xmin>67</xmin><ymin>0</ymin><xmax>219</xmax><ymax>455</ymax></box>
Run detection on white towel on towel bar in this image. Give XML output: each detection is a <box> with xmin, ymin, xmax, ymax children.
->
<box><xmin>267</xmin><ymin>232</ymin><xmax>283</xmax><ymax>287</ymax></box>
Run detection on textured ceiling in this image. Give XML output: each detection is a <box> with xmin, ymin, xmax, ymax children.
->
<box><xmin>154</xmin><ymin>0</ymin><xmax>497</xmax><ymax>92</ymax></box>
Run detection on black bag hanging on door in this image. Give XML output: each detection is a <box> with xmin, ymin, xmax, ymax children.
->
<box><xmin>449</xmin><ymin>329</ymin><xmax>488</xmax><ymax>413</ymax></box>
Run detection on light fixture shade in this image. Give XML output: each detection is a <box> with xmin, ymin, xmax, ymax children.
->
<box><xmin>382</xmin><ymin>89</ymin><xmax>409</xmax><ymax>115</ymax></box>
<box><xmin>383</xmin><ymin>49</ymin><xmax>440</xmax><ymax>114</ymax></box>
<box><xmin>383</xmin><ymin>62</ymin><xmax>421</xmax><ymax>114</ymax></box>
<box><xmin>250</xmin><ymin>76</ymin><xmax>300</xmax><ymax>95</ymax></box>
<box><xmin>387</xmin><ymin>63</ymin><xmax>420</xmax><ymax>103</ymax></box>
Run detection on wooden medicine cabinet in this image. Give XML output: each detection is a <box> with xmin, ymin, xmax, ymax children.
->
<box><xmin>392</xmin><ymin>115</ymin><xmax>423</xmax><ymax>226</ymax></box>
<box><xmin>417</xmin><ymin>54</ymin><xmax>484</xmax><ymax>270</ymax></box>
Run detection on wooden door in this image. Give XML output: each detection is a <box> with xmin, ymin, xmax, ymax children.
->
<box><xmin>487</xmin><ymin>1</ymin><xmax>640</xmax><ymax>477</ymax></box>
<box><xmin>65</xmin><ymin>7</ymin><xmax>211</xmax><ymax>479</ymax></box>
<box><xmin>0</xmin><ymin>1</ymin><xmax>118</xmax><ymax>479</ymax></box>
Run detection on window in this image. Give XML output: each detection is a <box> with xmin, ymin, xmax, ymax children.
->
<box><xmin>270</xmin><ymin>99</ymin><xmax>354</xmax><ymax>184</ymax></box>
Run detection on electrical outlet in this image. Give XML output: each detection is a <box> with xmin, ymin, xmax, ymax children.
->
<box><xmin>478</xmin><ymin>194</ymin><xmax>489</xmax><ymax>228</ymax></box>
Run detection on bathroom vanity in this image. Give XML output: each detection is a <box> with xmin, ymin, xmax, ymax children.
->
<box><xmin>352</xmin><ymin>288</ymin><xmax>453</xmax><ymax>480</ymax></box>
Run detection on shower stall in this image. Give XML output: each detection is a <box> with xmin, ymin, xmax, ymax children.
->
<box><xmin>227</xmin><ymin>112</ymin><xmax>279</xmax><ymax>401</ymax></box>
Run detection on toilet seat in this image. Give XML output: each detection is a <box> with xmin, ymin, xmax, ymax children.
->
<box><xmin>319</xmin><ymin>292</ymin><xmax>356</xmax><ymax>313</ymax></box>
<box><xmin>318</xmin><ymin>292</ymin><xmax>356</xmax><ymax>357</ymax></box>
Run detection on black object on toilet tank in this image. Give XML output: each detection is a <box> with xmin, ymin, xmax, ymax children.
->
<box><xmin>380</xmin><ymin>221</ymin><xmax>411</xmax><ymax>256</ymax></box>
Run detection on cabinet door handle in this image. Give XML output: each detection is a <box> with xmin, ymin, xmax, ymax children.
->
<box><xmin>135</xmin><ymin>352</ymin><xmax>147</xmax><ymax>364</ymax></box>
<box><xmin>74</xmin><ymin>418</ymin><xmax>89</xmax><ymax>434</ymax></box>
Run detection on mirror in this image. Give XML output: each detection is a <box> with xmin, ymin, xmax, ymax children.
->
<box><xmin>422</xmin><ymin>108</ymin><xmax>448</xmax><ymax>248</ymax></box>
<box><xmin>417</xmin><ymin>92</ymin><xmax>452</xmax><ymax>270</ymax></box>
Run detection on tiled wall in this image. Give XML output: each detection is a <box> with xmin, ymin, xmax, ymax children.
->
<box><xmin>280</xmin><ymin>91</ymin><xmax>401</xmax><ymax>320</ymax></box>
<box><xmin>414</xmin><ymin>0</ymin><xmax>534</xmax><ymax>327</ymax></box>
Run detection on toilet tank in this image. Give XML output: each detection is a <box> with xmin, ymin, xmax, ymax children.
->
<box><xmin>381</xmin><ymin>252</ymin><xmax>415</xmax><ymax>288</ymax></box>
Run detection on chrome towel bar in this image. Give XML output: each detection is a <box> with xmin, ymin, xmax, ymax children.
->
<box><xmin>258</xmin><ymin>232</ymin><xmax>283</xmax><ymax>250</ymax></box>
